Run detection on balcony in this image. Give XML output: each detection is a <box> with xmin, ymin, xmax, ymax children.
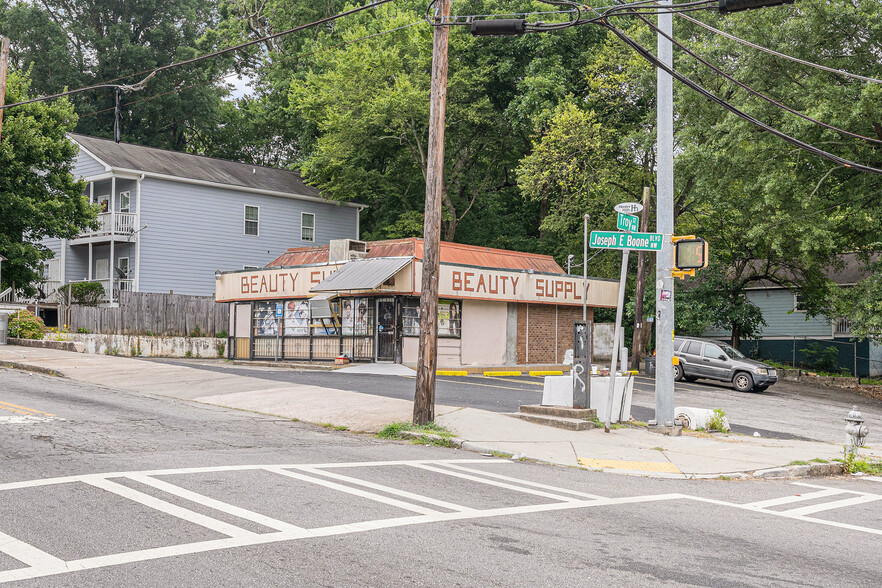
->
<box><xmin>71</xmin><ymin>212</ymin><xmax>137</xmax><ymax>244</ymax></box>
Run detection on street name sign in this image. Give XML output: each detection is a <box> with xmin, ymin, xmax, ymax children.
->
<box><xmin>614</xmin><ymin>202</ymin><xmax>643</xmax><ymax>214</ymax></box>
<box><xmin>616</xmin><ymin>212</ymin><xmax>639</xmax><ymax>232</ymax></box>
<box><xmin>590</xmin><ymin>230</ymin><xmax>663</xmax><ymax>251</ymax></box>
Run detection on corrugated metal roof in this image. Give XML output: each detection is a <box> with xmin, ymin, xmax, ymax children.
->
<box><xmin>268</xmin><ymin>238</ymin><xmax>565</xmax><ymax>274</ymax></box>
<box><xmin>71</xmin><ymin>134</ymin><xmax>326</xmax><ymax>198</ymax></box>
<box><xmin>311</xmin><ymin>257</ymin><xmax>413</xmax><ymax>292</ymax></box>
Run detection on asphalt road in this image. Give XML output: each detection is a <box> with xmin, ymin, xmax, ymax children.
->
<box><xmin>2</xmin><ymin>367</ymin><xmax>881</xmax><ymax>587</ymax></box>
<box><xmin>143</xmin><ymin>359</ymin><xmax>882</xmax><ymax>443</ymax></box>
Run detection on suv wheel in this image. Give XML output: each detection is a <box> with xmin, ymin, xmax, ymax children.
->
<box><xmin>733</xmin><ymin>371</ymin><xmax>754</xmax><ymax>392</ymax></box>
<box><xmin>673</xmin><ymin>364</ymin><xmax>684</xmax><ymax>381</ymax></box>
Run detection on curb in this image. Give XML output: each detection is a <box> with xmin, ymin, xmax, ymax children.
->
<box><xmin>483</xmin><ymin>371</ymin><xmax>522</xmax><ymax>377</ymax></box>
<box><xmin>0</xmin><ymin>361</ymin><xmax>65</xmax><ymax>378</ymax></box>
<box><xmin>751</xmin><ymin>462</ymin><xmax>845</xmax><ymax>479</ymax></box>
<box><xmin>529</xmin><ymin>370</ymin><xmax>563</xmax><ymax>376</ymax></box>
<box><xmin>437</xmin><ymin>370</ymin><xmax>468</xmax><ymax>376</ymax></box>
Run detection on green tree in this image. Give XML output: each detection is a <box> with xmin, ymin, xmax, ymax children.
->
<box><xmin>0</xmin><ymin>71</ymin><xmax>94</xmax><ymax>296</ymax></box>
<box><xmin>1</xmin><ymin>0</ymin><xmax>231</xmax><ymax>150</ymax></box>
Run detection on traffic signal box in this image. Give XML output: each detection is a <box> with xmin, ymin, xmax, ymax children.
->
<box><xmin>671</xmin><ymin>236</ymin><xmax>709</xmax><ymax>279</ymax></box>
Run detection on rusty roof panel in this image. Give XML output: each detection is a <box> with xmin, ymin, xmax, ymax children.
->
<box><xmin>266</xmin><ymin>237</ymin><xmax>564</xmax><ymax>274</ymax></box>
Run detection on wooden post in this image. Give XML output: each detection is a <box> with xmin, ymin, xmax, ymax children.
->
<box><xmin>413</xmin><ymin>0</ymin><xmax>450</xmax><ymax>426</ymax></box>
<box><xmin>0</xmin><ymin>36</ymin><xmax>10</xmax><ymax>142</ymax></box>
<box><xmin>631</xmin><ymin>186</ymin><xmax>652</xmax><ymax>370</ymax></box>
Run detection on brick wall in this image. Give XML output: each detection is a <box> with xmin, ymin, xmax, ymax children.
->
<box><xmin>516</xmin><ymin>303</ymin><xmax>593</xmax><ymax>364</ymax></box>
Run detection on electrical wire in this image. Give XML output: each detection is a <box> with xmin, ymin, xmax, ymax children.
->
<box><xmin>76</xmin><ymin>20</ymin><xmax>426</xmax><ymax>121</ymax></box>
<box><xmin>0</xmin><ymin>0</ymin><xmax>395</xmax><ymax>111</ymax></box>
<box><xmin>677</xmin><ymin>12</ymin><xmax>882</xmax><ymax>85</ymax></box>
<box><xmin>630</xmin><ymin>13</ymin><xmax>882</xmax><ymax>145</ymax></box>
<box><xmin>600</xmin><ymin>20</ymin><xmax>882</xmax><ymax>175</ymax></box>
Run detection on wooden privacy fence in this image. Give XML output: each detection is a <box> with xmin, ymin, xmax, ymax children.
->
<box><xmin>66</xmin><ymin>291</ymin><xmax>229</xmax><ymax>337</ymax></box>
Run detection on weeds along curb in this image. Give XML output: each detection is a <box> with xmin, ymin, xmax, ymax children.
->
<box><xmin>397</xmin><ymin>430</ymin><xmax>463</xmax><ymax>447</ymax></box>
<box><xmin>0</xmin><ymin>360</ymin><xmax>65</xmax><ymax>378</ymax></box>
<box><xmin>750</xmin><ymin>462</ymin><xmax>845</xmax><ymax>479</ymax></box>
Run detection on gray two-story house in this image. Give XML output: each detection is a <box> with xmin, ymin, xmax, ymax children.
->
<box><xmin>39</xmin><ymin>134</ymin><xmax>363</xmax><ymax>304</ymax></box>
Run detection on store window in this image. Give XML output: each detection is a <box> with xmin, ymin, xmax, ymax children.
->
<box><xmin>282</xmin><ymin>300</ymin><xmax>310</xmax><ymax>336</ymax></box>
<box><xmin>253</xmin><ymin>301</ymin><xmax>280</xmax><ymax>336</ymax></box>
<box><xmin>400</xmin><ymin>297</ymin><xmax>461</xmax><ymax>338</ymax></box>
<box><xmin>340</xmin><ymin>297</ymin><xmax>373</xmax><ymax>336</ymax></box>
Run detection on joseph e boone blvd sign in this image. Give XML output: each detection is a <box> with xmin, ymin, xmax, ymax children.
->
<box><xmin>589</xmin><ymin>230</ymin><xmax>663</xmax><ymax>251</ymax></box>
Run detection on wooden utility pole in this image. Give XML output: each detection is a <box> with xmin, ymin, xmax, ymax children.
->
<box><xmin>631</xmin><ymin>186</ymin><xmax>652</xmax><ymax>370</ymax></box>
<box><xmin>413</xmin><ymin>0</ymin><xmax>450</xmax><ymax>425</ymax></box>
<box><xmin>0</xmin><ymin>36</ymin><xmax>10</xmax><ymax>142</ymax></box>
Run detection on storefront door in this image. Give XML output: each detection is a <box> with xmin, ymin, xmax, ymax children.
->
<box><xmin>376</xmin><ymin>297</ymin><xmax>396</xmax><ymax>361</ymax></box>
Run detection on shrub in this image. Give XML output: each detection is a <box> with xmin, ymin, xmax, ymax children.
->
<box><xmin>8</xmin><ymin>310</ymin><xmax>46</xmax><ymax>339</ymax></box>
<box><xmin>800</xmin><ymin>342</ymin><xmax>839</xmax><ymax>373</ymax></box>
<box><xmin>217</xmin><ymin>342</ymin><xmax>226</xmax><ymax>357</ymax></box>
<box><xmin>216</xmin><ymin>330</ymin><xmax>228</xmax><ymax>339</ymax></box>
<box><xmin>77</xmin><ymin>327</ymin><xmax>91</xmax><ymax>334</ymax></box>
<box><xmin>706</xmin><ymin>408</ymin><xmax>730</xmax><ymax>432</ymax></box>
<box><xmin>189</xmin><ymin>326</ymin><xmax>202</xmax><ymax>337</ymax></box>
<box><xmin>67</xmin><ymin>281</ymin><xmax>106</xmax><ymax>306</ymax></box>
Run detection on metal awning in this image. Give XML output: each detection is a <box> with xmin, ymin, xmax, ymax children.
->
<box><xmin>310</xmin><ymin>257</ymin><xmax>412</xmax><ymax>292</ymax></box>
<box><xmin>308</xmin><ymin>292</ymin><xmax>337</xmax><ymax>318</ymax></box>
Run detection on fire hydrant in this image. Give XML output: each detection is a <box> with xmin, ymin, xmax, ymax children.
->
<box><xmin>845</xmin><ymin>406</ymin><xmax>869</xmax><ymax>456</ymax></box>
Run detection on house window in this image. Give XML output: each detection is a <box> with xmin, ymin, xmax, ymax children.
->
<box><xmin>244</xmin><ymin>206</ymin><xmax>259</xmax><ymax>236</ymax></box>
<box><xmin>118</xmin><ymin>257</ymin><xmax>129</xmax><ymax>279</ymax></box>
<box><xmin>794</xmin><ymin>293</ymin><xmax>806</xmax><ymax>313</ymax></box>
<box><xmin>301</xmin><ymin>212</ymin><xmax>315</xmax><ymax>242</ymax></box>
<box><xmin>119</xmin><ymin>191</ymin><xmax>131</xmax><ymax>212</ymax></box>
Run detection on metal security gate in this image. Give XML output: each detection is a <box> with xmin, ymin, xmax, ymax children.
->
<box><xmin>375</xmin><ymin>297</ymin><xmax>396</xmax><ymax>361</ymax></box>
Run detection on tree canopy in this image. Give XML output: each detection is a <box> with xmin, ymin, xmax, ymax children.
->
<box><xmin>0</xmin><ymin>71</ymin><xmax>94</xmax><ymax>295</ymax></box>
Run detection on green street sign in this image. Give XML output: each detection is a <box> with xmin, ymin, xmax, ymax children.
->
<box><xmin>590</xmin><ymin>230</ymin><xmax>663</xmax><ymax>251</ymax></box>
<box><xmin>617</xmin><ymin>212</ymin><xmax>639</xmax><ymax>232</ymax></box>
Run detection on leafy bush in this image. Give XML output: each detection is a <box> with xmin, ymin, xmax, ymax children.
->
<box><xmin>189</xmin><ymin>326</ymin><xmax>202</xmax><ymax>337</ymax></box>
<box><xmin>67</xmin><ymin>281</ymin><xmax>105</xmax><ymax>306</ymax></box>
<box><xmin>77</xmin><ymin>327</ymin><xmax>91</xmax><ymax>334</ymax></box>
<box><xmin>706</xmin><ymin>408</ymin><xmax>730</xmax><ymax>433</ymax></box>
<box><xmin>800</xmin><ymin>342</ymin><xmax>839</xmax><ymax>373</ymax></box>
<box><xmin>216</xmin><ymin>330</ymin><xmax>228</xmax><ymax>339</ymax></box>
<box><xmin>8</xmin><ymin>310</ymin><xmax>46</xmax><ymax>339</ymax></box>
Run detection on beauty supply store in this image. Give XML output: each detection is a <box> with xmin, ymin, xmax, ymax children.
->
<box><xmin>215</xmin><ymin>257</ymin><xmax>617</xmax><ymax>367</ymax></box>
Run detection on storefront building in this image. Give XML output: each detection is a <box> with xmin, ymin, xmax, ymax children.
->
<box><xmin>215</xmin><ymin>238</ymin><xmax>617</xmax><ymax>367</ymax></box>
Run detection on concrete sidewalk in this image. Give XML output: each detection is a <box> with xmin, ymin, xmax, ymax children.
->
<box><xmin>2</xmin><ymin>345</ymin><xmax>879</xmax><ymax>479</ymax></box>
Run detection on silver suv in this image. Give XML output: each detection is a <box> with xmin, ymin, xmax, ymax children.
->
<box><xmin>673</xmin><ymin>336</ymin><xmax>778</xmax><ymax>392</ymax></box>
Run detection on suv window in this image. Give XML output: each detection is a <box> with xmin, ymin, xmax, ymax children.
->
<box><xmin>683</xmin><ymin>340</ymin><xmax>702</xmax><ymax>355</ymax></box>
<box><xmin>704</xmin><ymin>343</ymin><xmax>726</xmax><ymax>360</ymax></box>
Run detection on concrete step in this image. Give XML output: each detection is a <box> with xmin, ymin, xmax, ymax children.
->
<box><xmin>511</xmin><ymin>412</ymin><xmax>597</xmax><ymax>431</ymax></box>
<box><xmin>518</xmin><ymin>404</ymin><xmax>596</xmax><ymax>419</ymax></box>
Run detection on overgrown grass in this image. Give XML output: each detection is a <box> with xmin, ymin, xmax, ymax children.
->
<box><xmin>842</xmin><ymin>452</ymin><xmax>882</xmax><ymax>475</ymax></box>
<box><xmin>592</xmin><ymin>417</ymin><xmax>624</xmax><ymax>429</ymax></box>
<box><xmin>788</xmin><ymin>460</ymin><xmax>809</xmax><ymax>466</ymax></box>
<box><xmin>706</xmin><ymin>408</ymin><xmax>730</xmax><ymax>433</ymax></box>
<box><xmin>377</xmin><ymin>421</ymin><xmax>455</xmax><ymax>447</ymax></box>
<box><xmin>810</xmin><ymin>458</ymin><xmax>829</xmax><ymax>464</ymax></box>
<box><xmin>862</xmin><ymin>378</ymin><xmax>882</xmax><ymax>386</ymax></box>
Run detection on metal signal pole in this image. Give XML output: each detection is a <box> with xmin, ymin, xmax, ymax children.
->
<box><xmin>414</xmin><ymin>0</ymin><xmax>450</xmax><ymax>425</ymax></box>
<box><xmin>653</xmin><ymin>0</ymin><xmax>676</xmax><ymax>428</ymax></box>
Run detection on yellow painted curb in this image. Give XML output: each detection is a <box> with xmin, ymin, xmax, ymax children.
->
<box><xmin>483</xmin><ymin>371</ymin><xmax>523</xmax><ymax>377</ymax></box>
<box><xmin>529</xmin><ymin>370</ymin><xmax>564</xmax><ymax>376</ymax></box>
<box><xmin>436</xmin><ymin>370</ymin><xmax>468</xmax><ymax>376</ymax></box>
<box><xmin>578</xmin><ymin>458</ymin><xmax>681</xmax><ymax>474</ymax></box>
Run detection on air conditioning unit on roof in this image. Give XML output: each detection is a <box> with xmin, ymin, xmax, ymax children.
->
<box><xmin>329</xmin><ymin>239</ymin><xmax>369</xmax><ymax>262</ymax></box>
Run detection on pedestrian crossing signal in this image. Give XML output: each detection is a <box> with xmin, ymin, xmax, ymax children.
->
<box><xmin>674</xmin><ymin>238</ymin><xmax>709</xmax><ymax>271</ymax></box>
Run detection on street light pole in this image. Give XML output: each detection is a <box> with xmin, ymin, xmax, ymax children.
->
<box><xmin>653</xmin><ymin>0</ymin><xmax>676</xmax><ymax>428</ymax></box>
<box><xmin>582</xmin><ymin>214</ymin><xmax>589</xmax><ymax>322</ymax></box>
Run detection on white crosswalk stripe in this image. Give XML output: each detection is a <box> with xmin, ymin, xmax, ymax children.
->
<box><xmin>0</xmin><ymin>462</ymin><xmax>880</xmax><ymax>584</ymax></box>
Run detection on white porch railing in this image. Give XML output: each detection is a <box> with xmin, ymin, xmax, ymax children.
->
<box><xmin>0</xmin><ymin>287</ymin><xmax>13</xmax><ymax>303</ymax></box>
<box><xmin>77</xmin><ymin>212</ymin><xmax>136</xmax><ymax>238</ymax></box>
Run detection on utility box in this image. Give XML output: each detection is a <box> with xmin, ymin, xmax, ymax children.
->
<box><xmin>644</xmin><ymin>356</ymin><xmax>655</xmax><ymax>375</ymax></box>
<box><xmin>0</xmin><ymin>311</ymin><xmax>9</xmax><ymax>345</ymax></box>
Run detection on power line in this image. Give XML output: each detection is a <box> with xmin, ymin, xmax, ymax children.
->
<box><xmin>76</xmin><ymin>20</ymin><xmax>426</xmax><ymax>122</ymax></box>
<box><xmin>0</xmin><ymin>0</ymin><xmax>395</xmax><ymax>112</ymax></box>
<box><xmin>677</xmin><ymin>12</ymin><xmax>882</xmax><ymax>85</ymax></box>
<box><xmin>630</xmin><ymin>12</ymin><xmax>882</xmax><ymax>145</ymax></box>
<box><xmin>600</xmin><ymin>20</ymin><xmax>882</xmax><ymax>175</ymax></box>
